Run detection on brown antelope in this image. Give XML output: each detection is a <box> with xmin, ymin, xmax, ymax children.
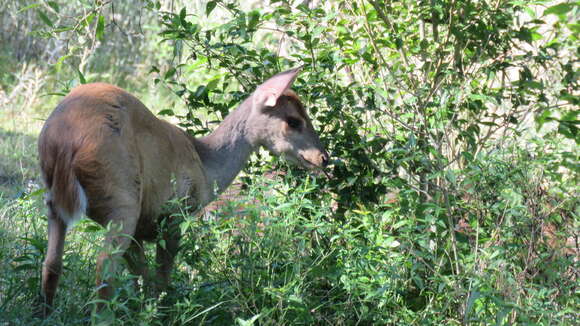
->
<box><xmin>38</xmin><ymin>68</ymin><xmax>328</xmax><ymax>314</ymax></box>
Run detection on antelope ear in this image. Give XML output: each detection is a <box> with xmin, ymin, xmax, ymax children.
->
<box><xmin>253</xmin><ymin>67</ymin><xmax>301</xmax><ymax>109</ymax></box>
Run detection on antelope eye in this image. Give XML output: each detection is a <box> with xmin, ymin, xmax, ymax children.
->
<box><xmin>286</xmin><ymin>117</ymin><xmax>302</xmax><ymax>129</ymax></box>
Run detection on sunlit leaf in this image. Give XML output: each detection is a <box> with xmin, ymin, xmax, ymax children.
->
<box><xmin>37</xmin><ymin>10</ymin><xmax>54</xmax><ymax>27</ymax></box>
<box><xmin>206</xmin><ymin>1</ymin><xmax>217</xmax><ymax>16</ymax></box>
<box><xmin>96</xmin><ymin>14</ymin><xmax>105</xmax><ymax>41</ymax></box>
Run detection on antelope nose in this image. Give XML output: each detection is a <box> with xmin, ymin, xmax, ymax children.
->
<box><xmin>321</xmin><ymin>152</ymin><xmax>330</xmax><ymax>167</ymax></box>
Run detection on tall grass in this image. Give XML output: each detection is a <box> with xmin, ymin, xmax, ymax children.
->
<box><xmin>0</xmin><ymin>137</ymin><xmax>577</xmax><ymax>325</ymax></box>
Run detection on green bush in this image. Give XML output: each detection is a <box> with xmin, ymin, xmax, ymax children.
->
<box><xmin>0</xmin><ymin>0</ymin><xmax>577</xmax><ymax>325</ymax></box>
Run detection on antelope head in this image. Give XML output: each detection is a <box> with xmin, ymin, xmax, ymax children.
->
<box><xmin>250</xmin><ymin>68</ymin><xmax>329</xmax><ymax>170</ymax></box>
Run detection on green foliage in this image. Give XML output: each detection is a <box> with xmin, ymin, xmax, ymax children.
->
<box><xmin>151</xmin><ymin>0</ymin><xmax>578</xmax><ymax>212</ymax></box>
<box><xmin>0</xmin><ymin>0</ymin><xmax>578</xmax><ymax>325</ymax></box>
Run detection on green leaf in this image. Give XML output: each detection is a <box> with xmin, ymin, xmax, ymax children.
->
<box><xmin>37</xmin><ymin>10</ymin><xmax>54</xmax><ymax>27</ymax></box>
<box><xmin>495</xmin><ymin>307</ymin><xmax>511</xmax><ymax>326</ymax></box>
<box><xmin>96</xmin><ymin>14</ymin><xmax>105</xmax><ymax>41</ymax></box>
<box><xmin>558</xmin><ymin>120</ymin><xmax>578</xmax><ymax>141</ymax></box>
<box><xmin>54</xmin><ymin>25</ymin><xmax>74</xmax><ymax>33</ymax></box>
<box><xmin>18</xmin><ymin>3</ymin><xmax>41</xmax><ymax>13</ymax></box>
<box><xmin>77</xmin><ymin>69</ymin><xmax>87</xmax><ymax>84</ymax></box>
<box><xmin>159</xmin><ymin>239</ymin><xmax>166</xmax><ymax>250</ymax></box>
<box><xmin>179</xmin><ymin>7</ymin><xmax>187</xmax><ymax>27</ymax></box>
<box><xmin>236</xmin><ymin>314</ymin><xmax>261</xmax><ymax>326</ymax></box>
<box><xmin>164</xmin><ymin>67</ymin><xmax>177</xmax><ymax>80</ymax></box>
<box><xmin>544</xmin><ymin>3</ymin><xmax>574</xmax><ymax>17</ymax></box>
<box><xmin>194</xmin><ymin>85</ymin><xmax>207</xmax><ymax>98</ymax></box>
<box><xmin>158</xmin><ymin>109</ymin><xmax>174</xmax><ymax>116</ymax></box>
<box><xmin>464</xmin><ymin>290</ymin><xmax>482</xmax><ymax>322</ymax></box>
<box><xmin>206</xmin><ymin>1</ymin><xmax>217</xmax><ymax>16</ymax></box>
<box><xmin>54</xmin><ymin>54</ymin><xmax>71</xmax><ymax>72</ymax></box>
<box><xmin>82</xmin><ymin>13</ymin><xmax>96</xmax><ymax>27</ymax></box>
<box><xmin>173</xmin><ymin>39</ymin><xmax>183</xmax><ymax>58</ymax></box>
<box><xmin>247</xmin><ymin>10</ymin><xmax>260</xmax><ymax>30</ymax></box>
<box><xmin>47</xmin><ymin>1</ymin><xmax>60</xmax><ymax>13</ymax></box>
<box><xmin>569</xmin><ymin>23</ymin><xmax>580</xmax><ymax>35</ymax></box>
<box><xmin>44</xmin><ymin>92</ymin><xmax>67</xmax><ymax>97</ymax></box>
<box><xmin>13</xmin><ymin>263</ymin><xmax>37</xmax><ymax>272</ymax></box>
<box><xmin>24</xmin><ymin>188</ymin><xmax>45</xmax><ymax>200</ymax></box>
<box><xmin>206</xmin><ymin>78</ymin><xmax>220</xmax><ymax>91</ymax></box>
<box><xmin>561</xmin><ymin>110</ymin><xmax>579</xmax><ymax>122</ymax></box>
<box><xmin>382</xmin><ymin>236</ymin><xmax>400</xmax><ymax>248</ymax></box>
<box><xmin>20</xmin><ymin>236</ymin><xmax>46</xmax><ymax>252</ymax></box>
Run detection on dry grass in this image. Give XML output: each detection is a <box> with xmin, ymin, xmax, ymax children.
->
<box><xmin>0</xmin><ymin>64</ymin><xmax>51</xmax><ymax>199</ymax></box>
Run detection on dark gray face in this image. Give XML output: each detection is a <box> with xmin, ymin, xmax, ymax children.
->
<box><xmin>246</xmin><ymin>68</ymin><xmax>329</xmax><ymax>170</ymax></box>
<box><xmin>252</xmin><ymin>94</ymin><xmax>329</xmax><ymax>169</ymax></box>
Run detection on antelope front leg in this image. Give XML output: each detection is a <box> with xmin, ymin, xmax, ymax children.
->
<box><xmin>155</xmin><ymin>215</ymin><xmax>182</xmax><ymax>295</ymax></box>
<box><xmin>123</xmin><ymin>239</ymin><xmax>149</xmax><ymax>293</ymax></box>
<box><xmin>96</xmin><ymin>239</ymin><xmax>133</xmax><ymax>305</ymax></box>
<box><xmin>153</xmin><ymin>170</ymin><xmax>207</xmax><ymax>295</ymax></box>
<box><xmin>95</xmin><ymin>207</ymin><xmax>139</xmax><ymax>309</ymax></box>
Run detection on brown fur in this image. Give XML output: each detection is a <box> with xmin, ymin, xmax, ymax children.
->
<box><xmin>281</xmin><ymin>90</ymin><xmax>308</xmax><ymax>120</ymax></box>
<box><xmin>38</xmin><ymin>68</ymin><xmax>328</xmax><ymax>316</ymax></box>
<box><xmin>38</xmin><ymin>83</ymin><xmax>208</xmax><ymax>314</ymax></box>
<box><xmin>39</xmin><ymin>83</ymin><xmax>207</xmax><ymax>229</ymax></box>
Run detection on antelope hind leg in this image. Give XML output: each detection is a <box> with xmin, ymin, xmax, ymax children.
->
<box><xmin>94</xmin><ymin>205</ymin><xmax>140</xmax><ymax>310</ymax></box>
<box><xmin>39</xmin><ymin>202</ymin><xmax>67</xmax><ymax>317</ymax></box>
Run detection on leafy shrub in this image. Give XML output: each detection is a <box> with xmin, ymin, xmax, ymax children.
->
<box><xmin>0</xmin><ymin>0</ymin><xmax>577</xmax><ymax>325</ymax></box>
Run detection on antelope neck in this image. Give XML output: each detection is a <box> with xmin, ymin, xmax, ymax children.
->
<box><xmin>191</xmin><ymin>97</ymin><xmax>257</xmax><ymax>195</ymax></box>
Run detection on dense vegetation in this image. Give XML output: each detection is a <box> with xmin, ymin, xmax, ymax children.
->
<box><xmin>0</xmin><ymin>0</ymin><xmax>578</xmax><ymax>325</ymax></box>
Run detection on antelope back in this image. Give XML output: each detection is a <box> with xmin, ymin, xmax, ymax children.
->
<box><xmin>38</xmin><ymin>83</ymin><xmax>207</xmax><ymax>229</ymax></box>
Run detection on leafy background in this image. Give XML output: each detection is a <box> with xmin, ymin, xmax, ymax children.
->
<box><xmin>0</xmin><ymin>0</ymin><xmax>578</xmax><ymax>325</ymax></box>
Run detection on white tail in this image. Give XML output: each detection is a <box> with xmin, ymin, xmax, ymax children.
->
<box><xmin>37</xmin><ymin>68</ymin><xmax>328</xmax><ymax>315</ymax></box>
<box><xmin>57</xmin><ymin>180</ymin><xmax>87</xmax><ymax>230</ymax></box>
